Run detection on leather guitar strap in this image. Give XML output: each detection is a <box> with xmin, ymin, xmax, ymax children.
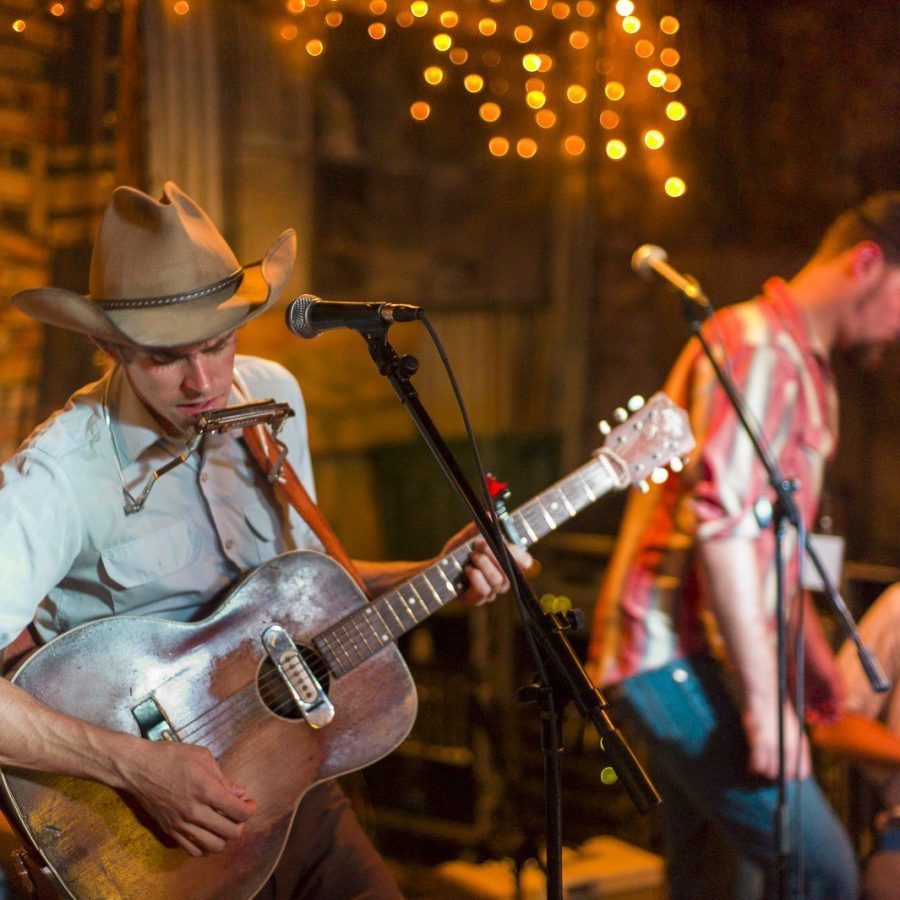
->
<box><xmin>242</xmin><ymin>422</ymin><xmax>369</xmax><ymax>596</ymax></box>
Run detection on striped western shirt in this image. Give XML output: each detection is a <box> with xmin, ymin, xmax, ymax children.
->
<box><xmin>589</xmin><ymin>278</ymin><xmax>838</xmax><ymax>685</ymax></box>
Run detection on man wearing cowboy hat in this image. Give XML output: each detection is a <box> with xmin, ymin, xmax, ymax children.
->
<box><xmin>0</xmin><ymin>182</ymin><xmax>530</xmax><ymax>897</ymax></box>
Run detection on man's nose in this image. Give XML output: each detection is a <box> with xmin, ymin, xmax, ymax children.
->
<box><xmin>182</xmin><ymin>355</ymin><xmax>213</xmax><ymax>393</ymax></box>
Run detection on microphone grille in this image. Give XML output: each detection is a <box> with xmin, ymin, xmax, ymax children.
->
<box><xmin>285</xmin><ymin>294</ymin><xmax>320</xmax><ymax>339</ymax></box>
<box><xmin>631</xmin><ymin>244</ymin><xmax>667</xmax><ymax>278</ymax></box>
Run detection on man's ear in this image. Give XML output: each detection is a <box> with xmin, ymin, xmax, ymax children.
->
<box><xmin>849</xmin><ymin>240</ymin><xmax>884</xmax><ymax>281</ymax></box>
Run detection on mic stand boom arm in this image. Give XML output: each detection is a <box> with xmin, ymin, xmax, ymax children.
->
<box><xmin>360</xmin><ymin>324</ymin><xmax>660</xmax><ymax>900</ymax></box>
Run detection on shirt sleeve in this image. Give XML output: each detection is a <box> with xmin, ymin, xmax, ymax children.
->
<box><xmin>838</xmin><ymin>584</ymin><xmax>900</xmax><ymax>721</ymax></box>
<box><xmin>686</xmin><ymin>311</ymin><xmax>801</xmax><ymax>542</ymax></box>
<box><xmin>0</xmin><ymin>449</ymin><xmax>83</xmax><ymax>648</ymax></box>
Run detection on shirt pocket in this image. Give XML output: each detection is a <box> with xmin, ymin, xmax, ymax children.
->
<box><xmin>100</xmin><ymin>518</ymin><xmax>201</xmax><ymax>591</ymax></box>
<box><xmin>237</xmin><ymin>499</ymin><xmax>283</xmax><ymax>568</ymax></box>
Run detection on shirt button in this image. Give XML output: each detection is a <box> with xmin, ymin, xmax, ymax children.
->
<box><xmin>672</xmin><ymin>666</ymin><xmax>689</xmax><ymax>683</ymax></box>
<box><xmin>225</xmin><ymin>539</ymin><xmax>234</xmax><ymax>550</ymax></box>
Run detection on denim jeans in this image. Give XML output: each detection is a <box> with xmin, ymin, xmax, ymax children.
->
<box><xmin>616</xmin><ymin>654</ymin><xmax>858</xmax><ymax>899</ymax></box>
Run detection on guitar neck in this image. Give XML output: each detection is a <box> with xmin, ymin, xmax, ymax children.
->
<box><xmin>316</xmin><ymin>454</ymin><xmax>619</xmax><ymax>678</ymax></box>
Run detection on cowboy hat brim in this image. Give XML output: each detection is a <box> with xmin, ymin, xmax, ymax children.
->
<box><xmin>12</xmin><ymin>228</ymin><xmax>297</xmax><ymax>349</ymax></box>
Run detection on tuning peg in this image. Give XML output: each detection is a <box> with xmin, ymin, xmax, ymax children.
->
<box><xmin>651</xmin><ymin>467</ymin><xmax>669</xmax><ymax>484</ymax></box>
<box><xmin>637</xmin><ymin>480</ymin><xmax>650</xmax><ymax>493</ymax></box>
<box><xmin>613</xmin><ymin>407</ymin><xmax>628</xmax><ymax>423</ymax></box>
<box><xmin>598</xmin><ymin>419</ymin><xmax>611</xmax><ymax>435</ymax></box>
<box><xmin>669</xmin><ymin>457</ymin><xmax>684</xmax><ymax>473</ymax></box>
<box><xmin>627</xmin><ymin>395</ymin><xmax>645</xmax><ymax>412</ymax></box>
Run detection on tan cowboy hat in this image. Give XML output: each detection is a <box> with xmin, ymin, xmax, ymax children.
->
<box><xmin>11</xmin><ymin>181</ymin><xmax>297</xmax><ymax>348</ymax></box>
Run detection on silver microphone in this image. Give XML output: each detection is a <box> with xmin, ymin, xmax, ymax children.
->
<box><xmin>631</xmin><ymin>244</ymin><xmax>709</xmax><ymax>306</ymax></box>
<box><xmin>285</xmin><ymin>294</ymin><xmax>422</xmax><ymax>339</ymax></box>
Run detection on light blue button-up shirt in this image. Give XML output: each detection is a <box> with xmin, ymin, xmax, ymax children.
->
<box><xmin>0</xmin><ymin>355</ymin><xmax>321</xmax><ymax>646</ymax></box>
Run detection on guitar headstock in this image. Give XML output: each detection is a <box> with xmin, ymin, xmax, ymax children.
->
<box><xmin>596</xmin><ymin>392</ymin><xmax>694</xmax><ymax>492</ymax></box>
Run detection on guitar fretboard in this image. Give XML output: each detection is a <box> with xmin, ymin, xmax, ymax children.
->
<box><xmin>314</xmin><ymin>453</ymin><xmax>618</xmax><ymax>678</ymax></box>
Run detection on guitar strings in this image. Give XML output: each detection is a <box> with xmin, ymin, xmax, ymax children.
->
<box><xmin>170</xmin><ymin>464</ymin><xmax>618</xmax><ymax>748</ymax></box>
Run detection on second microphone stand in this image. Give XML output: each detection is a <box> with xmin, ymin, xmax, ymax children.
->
<box><xmin>360</xmin><ymin>323</ymin><xmax>660</xmax><ymax>900</ymax></box>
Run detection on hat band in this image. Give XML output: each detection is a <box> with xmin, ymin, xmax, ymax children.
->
<box><xmin>94</xmin><ymin>268</ymin><xmax>245</xmax><ymax>310</ymax></box>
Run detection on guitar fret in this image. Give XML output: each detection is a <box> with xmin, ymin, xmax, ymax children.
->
<box><xmin>535</xmin><ymin>497</ymin><xmax>558</xmax><ymax>531</ymax></box>
<box><xmin>399</xmin><ymin>585</ymin><xmax>426</xmax><ymax>624</ymax></box>
<box><xmin>555</xmin><ymin>486</ymin><xmax>578</xmax><ymax>518</ymax></box>
<box><xmin>362</xmin><ymin>604</ymin><xmax>392</xmax><ymax>646</ymax></box>
<box><xmin>417</xmin><ymin>571</ymin><xmax>445</xmax><ymax>611</ymax></box>
<box><xmin>378</xmin><ymin>594</ymin><xmax>407</xmax><ymax>637</ymax></box>
<box><xmin>576</xmin><ymin>470</ymin><xmax>598</xmax><ymax>502</ymax></box>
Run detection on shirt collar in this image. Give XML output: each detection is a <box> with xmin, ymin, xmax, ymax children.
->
<box><xmin>762</xmin><ymin>276</ymin><xmax>829</xmax><ymax>361</ymax></box>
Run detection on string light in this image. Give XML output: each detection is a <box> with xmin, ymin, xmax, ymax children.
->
<box><xmin>12</xmin><ymin>19</ymin><xmax>26</xmax><ymax>31</ymax></box>
<box><xmin>50</xmin><ymin>3</ymin><xmax>65</xmax><ymax>16</ymax></box>
<box><xmin>76</xmin><ymin>0</ymin><xmax>686</xmax><ymax>181</ymax></box>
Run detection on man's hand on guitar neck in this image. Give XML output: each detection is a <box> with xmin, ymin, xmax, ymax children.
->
<box><xmin>440</xmin><ymin>523</ymin><xmax>534</xmax><ymax>607</ymax></box>
<box><xmin>113</xmin><ymin>739</ymin><xmax>256</xmax><ymax>857</ymax></box>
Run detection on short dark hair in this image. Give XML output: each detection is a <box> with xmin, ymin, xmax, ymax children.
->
<box><xmin>816</xmin><ymin>191</ymin><xmax>900</xmax><ymax>265</ymax></box>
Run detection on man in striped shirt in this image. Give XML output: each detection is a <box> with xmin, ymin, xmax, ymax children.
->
<box><xmin>588</xmin><ymin>192</ymin><xmax>900</xmax><ymax>899</ymax></box>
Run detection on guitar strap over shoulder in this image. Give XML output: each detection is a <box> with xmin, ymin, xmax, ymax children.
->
<box><xmin>241</xmin><ymin>420</ymin><xmax>369</xmax><ymax>597</ymax></box>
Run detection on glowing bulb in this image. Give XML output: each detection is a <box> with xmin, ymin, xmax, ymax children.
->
<box><xmin>536</xmin><ymin>109</ymin><xmax>557</xmax><ymax>128</ymax></box>
<box><xmin>173</xmin><ymin>1</ymin><xmax>189</xmax><ymax>15</ymax></box>
<box><xmin>599</xmin><ymin>109</ymin><xmax>620</xmax><ymax>129</ymax></box>
<box><xmin>396</xmin><ymin>10</ymin><xmax>414</xmax><ymax>25</ymax></box>
<box><xmin>615</xmin><ymin>0</ymin><xmax>634</xmax><ymax>14</ymax></box>
<box><xmin>576</xmin><ymin>1</ymin><xmax>596</xmax><ymax>15</ymax></box>
<box><xmin>517</xmin><ymin>138</ymin><xmax>538</xmax><ymax>158</ymax></box>
<box><xmin>325</xmin><ymin>10</ymin><xmax>342</xmax><ymax>25</ymax></box>
<box><xmin>525</xmin><ymin>77</ymin><xmax>545</xmax><ymax>92</ymax></box>
<box><xmin>410</xmin><ymin>1</ymin><xmax>428</xmax><ymax>18</ymax></box>
<box><xmin>369</xmin><ymin>0</ymin><xmax>387</xmax><ymax>13</ymax></box>
<box><xmin>489</xmin><ymin>136</ymin><xmax>510</xmax><ymax>157</ymax></box>
<box><xmin>410</xmin><ymin>101</ymin><xmax>431</xmax><ymax>120</ymax></box>
<box><xmin>479</xmin><ymin>18</ymin><xmax>497</xmax><ymax>35</ymax></box>
<box><xmin>666</xmin><ymin>101</ymin><xmax>687</xmax><ymax>121</ymax></box>
<box><xmin>479</xmin><ymin>102</ymin><xmax>501</xmax><ymax>122</ymax></box>
<box><xmin>464</xmin><ymin>74</ymin><xmax>485</xmax><ymax>92</ymax></box>
<box><xmin>287</xmin><ymin>0</ymin><xmax>305</xmax><ymax>12</ymax></box>
<box><xmin>280</xmin><ymin>23</ymin><xmax>298</xmax><ymax>40</ymax></box>
<box><xmin>12</xmin><ymin>18</ymin><xmax>26</xmax><ymax>31</ymax></box>
<box><xmin>569</xmin><ymin>30</ymin><xmax>589</xmax><ymax>49</ymax></box>
<box><xmin>530</xmin><ymin>0</ymin><xmax>548</xmax><ymax>8</ymax></box>
<box><xmin>305</xmin><ymin>39</ymin><xmax>324</xmax><ymax>55</ymax></box>
<box><xmin>665</xmin><ymin>177</ymin><xmax>686</xmax><ymax>197</ymax></box>
<box><xmin>526</xmin><ymin>90</ymin><xmax>547</xmax><ymax>109</ymax></box>
<box><xmin>564</xmin><ymin>135</ymin><xmax>586</xmax><ymax>156</ymax></box>
<box><xmin>538</xmin><ymin>54</ymin><xmax>554</xmax><ymax>72</ymax></box>
<box><xmin>50</xmin><ymin>3</ymin><xmax>65</xmax><ymax>15</ymax></box>
<box><xmin>647</xmin><ymin>68</ymin><xmax>667</xmax><ymax>87</ymax></box>
<box><xmin>660</xmin><ymin>48</ymin><xmax>680</xmax><ymax>66</ymax></box>
<box><xmin>449</xmin><ymin>48</ymin><xmax>468</xmax><ymax>64</ymax></box>
<box><xmin>514</xmin><ymin>25</ymin><xmax>534</xmax><ymax>43</ymax></box>
<box><xmin>523</xmin><ymin>53</ymin><xmax>541</xmax><ymax>72</ymax></box>
<box><xmin>605</xmin><ymin>81</ymin><xmax>625</xmax><ymax>101</ymax></box>
<box><xmin>433</xmin><ymin>33</ymin><xmax>452</xmax><ymax>51</ymax></box>
<box><xmin>643</xmin><ymin>129</ymin><xmax>665</xmax><ymax>149</ymax></box>
<box><xmin>440</xmin><ymin>11</ymin><xmax>459</xmax><ymax>27</ymax></box>
<box><xmin>567</xmin><ymin>84</ymin><xmax>587</xmax><ymax>103</ymax></box>
<box><xmin>622</xmin><ymin>15</ymin><xmax>640</xmax><ymax>33</ymax></box>
<box><xmin>660</xmin><ymin>15</ymin><xmax>680</xmax><ymax>34</ymax></box>
<box><xmin>424</xmin><ymin>66</ymin><xmax>444</xmax><ymax>85</ymax></box>
<box><xmin>606</xmin><ymin>139</ymin><xmax>627</xmax><ymax>159</ymax></box>
<box><xmin>663</xmin><ymin>73</ymin><xmax>682</xmax><ymax>92</ymax></box>
<box><xmin>551</xmin><ymin>3</ymin><xmax>571</xmax><ymax>19</ymax></box>
<box><xmin>368</xmin><ymin>23</ymin><xmax>387</xmax><ymax>39</ymax></box>
<box><xmin>635</xmin><ymin>39</ymin><xmax>654</xmax><ymax>58</ymax></box>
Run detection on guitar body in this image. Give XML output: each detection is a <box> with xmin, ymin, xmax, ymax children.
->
<box><xmin>1</xmin><ymin>551</ymin><xmax>417</xmax><ymax>900</ymax></box>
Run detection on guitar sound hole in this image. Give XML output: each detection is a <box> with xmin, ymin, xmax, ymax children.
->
<box><xmin>258</xmin><ymin>643</ymin><xmax>330</xmax><ymax>720</ymax></box>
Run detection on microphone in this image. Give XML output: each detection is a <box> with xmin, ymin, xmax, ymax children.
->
<box><xmin>285</xmin><ymin>294</ymin><xmax>422</xmax><ymax>339</ymax></box>
<box><xmin>631</xmin><ymin>244</ymin><xmax>709</xmax><ymax>306</ymax></box>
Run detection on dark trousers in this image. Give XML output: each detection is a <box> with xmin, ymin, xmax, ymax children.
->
<box><xmin>258</xmin><ymin>781</ymin><xmax>404</xmax><ymax>900</ymax></box>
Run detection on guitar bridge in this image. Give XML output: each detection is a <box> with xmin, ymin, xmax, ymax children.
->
<box><xmin>262</xmin><ymin>625</ymin><xmax>335</xmax><ymax>728</ymax></box>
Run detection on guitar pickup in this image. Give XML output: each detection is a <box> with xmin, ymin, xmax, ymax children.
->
<box><xmin>132</xmin><ymin>696</ymin><xmax>178</xmax><ymax>742</ymax></box>
<box><xmin>262</xmin><ymin>625</ymin><xmax>335</xmax><ymax>729</ymax></box>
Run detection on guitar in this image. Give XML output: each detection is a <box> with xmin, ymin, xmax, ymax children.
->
<box><xmin>0</xmin><ymin>392</ymin><xmax>693</xmax><ymax>899</ymax></box>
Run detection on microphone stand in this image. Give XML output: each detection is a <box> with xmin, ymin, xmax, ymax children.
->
<box><xmin>359</xmin><ymin>324</ymin><xmax>660</xmax><ymax>900</ymax></box>
<box><xmin>673</xmin><ymin>289</ymin><xmax>888</xmax><ymax>900</ymax></box>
